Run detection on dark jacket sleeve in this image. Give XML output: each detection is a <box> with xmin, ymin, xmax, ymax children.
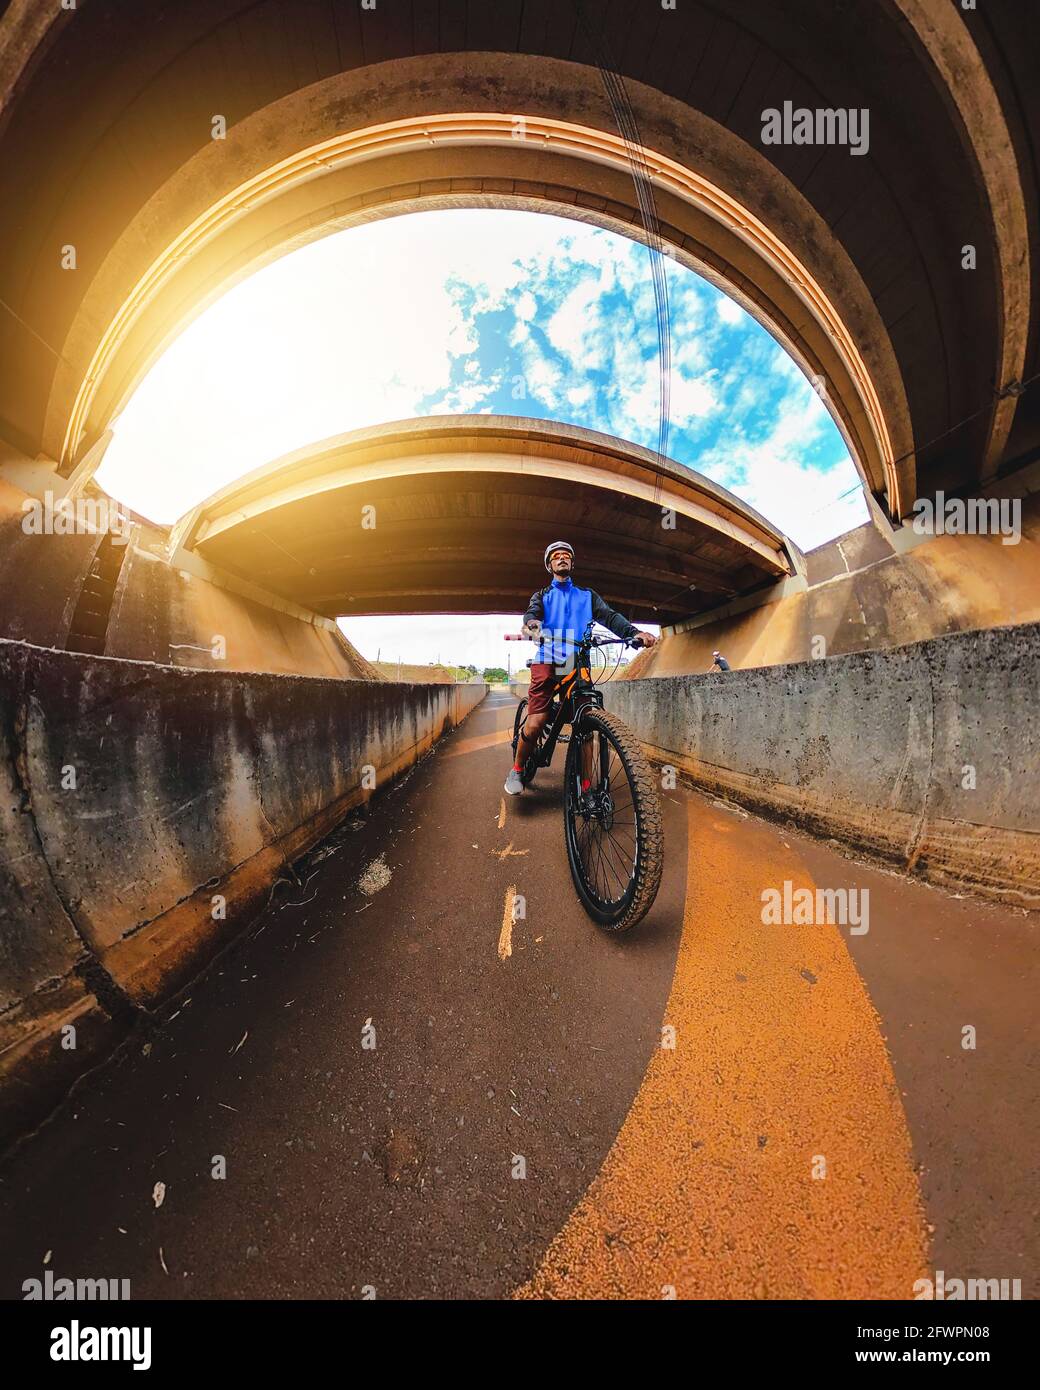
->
<box><xmin>590</xmin><ymin>590</ymin><xmax>639</xmax><ymax>641</ymax></box>
<box><xmin>523</xmin><ymin>588</ymin><xmax>547</xmax><ymax>625</ymax></box>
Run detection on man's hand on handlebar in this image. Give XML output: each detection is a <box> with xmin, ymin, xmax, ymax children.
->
<box><xmin>522</xmin><ymin>619</ymin><xmax>542</xmax><ymax>639</ymax></box>
<box><xmin>631</xmin><ymin>631</ymin><xmax>657</xmax><ymax>648</ymax></box>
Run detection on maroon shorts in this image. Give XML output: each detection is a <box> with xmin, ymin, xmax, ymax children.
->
<box><xmin>525</xmin><ymin>663</ymin><xmax>559</xmax><ymax>718</ymax></box>
<box><xmin>525</xmin><ymin>663</ymin><xmax>591</xmax><ymax>717</ymax></box>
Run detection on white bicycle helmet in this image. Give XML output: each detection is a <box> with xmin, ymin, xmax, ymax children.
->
<box><xmin>544</xmin><ymin>540</ymin><xmax>575</xmax><ymax>571</ymax></box>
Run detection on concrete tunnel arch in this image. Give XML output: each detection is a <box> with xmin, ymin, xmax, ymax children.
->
<box><xmin>165</xmin><ymin>414</ymin><xmax>794</xmax><ymax>627</ymax></box>
<box><xmin>49</xmin><ymin>59</ymin><xmax>911</xmax><ymax>518</ymax></box>
<box><xmin>50</xmin><ymin>65</ymin><xmax>911</xmax><ymax>525</ymax></box>
<box><xmin>0</xmin><ymin>1</ymin><xmax>1033</xmax><ymax>538</ymax></box>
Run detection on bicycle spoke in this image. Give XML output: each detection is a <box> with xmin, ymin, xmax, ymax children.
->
<box><xmin>570</xmin><ymin>738</ymin><xmax>632</xmax><ymax>901</ymax></box>
<box><xmin>600</xmin><ymin>826</ymin><xmax>635</xmax><ymax>889</ymax></box>
<box><xmin>596</xmin><ymin>835</ymin><xmax>620</xmax><ymax>901</ymax></box>
<box><xmin>561</xmin><ymin>698</ymin><xmax>663</xmax><ymax>932</ymax></box>
<box><xmin>592</xmin><ymin>821</ymin><xmax>627</xmax><ymax>900</ymax></box>
<box><xmin>589</xmin><ymin>823</ymin><xmax>615</xmax><ymax>900</ymax></box>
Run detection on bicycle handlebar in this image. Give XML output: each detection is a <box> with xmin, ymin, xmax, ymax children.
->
<box><xmin>503</xmin><ymin>632</ymin><xmax>639</xmax><ymax>649</ymax></box>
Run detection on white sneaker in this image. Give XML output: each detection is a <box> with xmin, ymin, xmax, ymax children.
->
<box><xmin>504</xmin><ymin>768</ymin><xmax>525</xmax><ymax>796</ymax></box>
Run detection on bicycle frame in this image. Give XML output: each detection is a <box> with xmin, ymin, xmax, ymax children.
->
<box><xmin>506</xmin><ymin>624</ymin><xmax>664</xmax><ymax>931</ymax></box>
<box><xmin>514</xmin><ymin>625</ymin><xmax>625</xmax><ymax>773</ymax></box>
<box><xmin>527</xmin><ymin>669</ymin><xmax>602</xmax><ymax>771</ymax></box>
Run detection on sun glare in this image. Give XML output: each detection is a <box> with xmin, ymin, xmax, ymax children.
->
<box><xmin>96</xmin><ymin>208</ymin><xmax>866</xmax><ymax>552</ymax></box>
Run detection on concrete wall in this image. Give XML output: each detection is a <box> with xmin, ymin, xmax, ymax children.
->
<box><xmin>628</xmin><ymin>490</ymin><xmax>1040</xmax><ymax>678</ymax></box>
<box><xmin>0</xmin><ymin>478</ymin><xmax>103</xmax><ymax>648</ymax></box>
<box><xmin>604</xmin><ymin>623</ymin><xmax>1039</xmax><ymax>908</ymax></box>
<box><xmin>0</xmin><ymin>473</ymin><xmax>377</xmax><ymax>679</ymax></box>
<box><xmin>107</xmin><ymin>537</ymin><xmax>377</xmax><ymax>679</ymax></box>
<box><xmin>0</xmin><ymin>638</ymin><xmax>485</xmax><ymax>1146</ymax></box>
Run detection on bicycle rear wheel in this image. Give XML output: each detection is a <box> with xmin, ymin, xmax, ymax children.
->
<box><xmin>563</xmin><ymin>707</ymin><xmax>663</xmax><ymax>931</ymax></box>
<box><xmin>511</xmin><ymin>697</ymin><xmax>527</xmax><ymax>760</ymax></box>
<box><xmin>511</xmin><ymin>696</ymin><xmax>541</xmax><ymax>786</ymax></box>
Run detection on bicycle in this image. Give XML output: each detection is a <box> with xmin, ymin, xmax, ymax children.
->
<box><xmin>505</xmin><ymin>624</ymin><xmax>664</xmax><ymax>932</ymax></box>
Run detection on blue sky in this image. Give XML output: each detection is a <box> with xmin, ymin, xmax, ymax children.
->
<box><xmin>412</xmin><ymin>217</ymin><xmax>867</xmax><ymax>551</ymax></box>
<box><xmin>97</xmin><ymin>208</ymin><xmax>867</xmax><ymax>666</ymax></box>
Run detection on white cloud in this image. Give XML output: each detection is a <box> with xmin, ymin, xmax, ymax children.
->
<box><xmin>545</xmin><ymin>277</ymin><xmax>606</xmax><ymax>369</ymax></box>
<box><xmin>514</xmin><ymin>290</ymin><xmax>537</xmax><ymax>321</ymax></box>
<box><xmin>716</xmin><ymin>296</ymin><xmax>744</xmax><ymax>325</ymax></box>
<box><xmin>698</xmin><ymin>379</ymin><xmax>867</xmax><ymax>549</ymax></box>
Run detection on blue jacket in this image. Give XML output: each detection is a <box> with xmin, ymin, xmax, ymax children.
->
<box><xmin>524</xmin><ymin>576</ymin><xmax>638</xmax><ymax>666</ymax></box>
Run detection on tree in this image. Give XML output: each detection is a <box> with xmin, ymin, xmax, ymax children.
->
<box><xmin>482</xmin><ymin>667</ymin><xmax>508</xmax><ymax>683</ymax></box>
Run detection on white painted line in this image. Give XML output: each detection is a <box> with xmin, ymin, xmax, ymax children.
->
<box><xmin>498</xmin><ymin>886</ymin><xmax>517</xmax><ymax>961</ymax></box>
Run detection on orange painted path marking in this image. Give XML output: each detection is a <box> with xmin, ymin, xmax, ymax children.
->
<box><xmin>442</xmin><ymin>728</ymin><xmax>512</xmax><ymax>760</ymax></box>
<box><xmin>517</xmin><ymin>799</ymin><xmax>929</xmax><ymax>1299</ymax></box>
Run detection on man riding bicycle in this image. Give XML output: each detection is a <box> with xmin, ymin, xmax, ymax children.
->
<box><xmin>504</xmin><ymin>541</ymin><xmax>657</xmax><ymax>796</ymax></box>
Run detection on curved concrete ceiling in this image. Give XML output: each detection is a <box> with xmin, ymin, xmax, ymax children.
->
<box><xmin>169</xmin><ymin>415</ymin><xmax>793</xmax><ymax>625</ymax></box>
<box><xmin>51</xmin><ymin>104</ymin><xmax>907</xmax><ymax>515</ymax></box>
<box><xmin>0</xmin><ymin>0</ymin><xmax>1036</xmax><ymax>522</ymax></box>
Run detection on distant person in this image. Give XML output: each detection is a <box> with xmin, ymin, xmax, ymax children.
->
<box><xmin>504</xmin><ymin>541</ymin><xmax>656</xmax><ymax>796</ymax></box>
<box><xmin>709</xmin><ymin>650</ymin><xmax>731</xmax><ymax>672</ymax></box>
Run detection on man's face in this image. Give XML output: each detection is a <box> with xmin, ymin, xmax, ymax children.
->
<box><xmin>549</xmin><ymin>549</ymin><xmax>572</xmax><ymax>577</ymax></box>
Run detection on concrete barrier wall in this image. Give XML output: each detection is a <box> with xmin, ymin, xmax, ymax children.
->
<box><xmin>0</xmin><ymin>637</ymin><xmax>485</xmax><ymax>1146</ymax></box>
<box><xmin>107</xmin><ymin>537</ymin><xmax>378</xmax><ymax>679</ymax></box>
<box><xmin>604</xmin><ymin>623</ymin><xmax>1039</xmax><ymax>908</ymax></box>
<box><xmin>628</xmin><ymin>490</ymin><xmax>1040</xmax><ymax>678</ymax></box>
<box><xmin>0</xmin><ymin>473</ymin><xmax>378</xmax><ymax>680</ymax></box>
<box><xmin>0</xmin><ymin>479</ymin><xmax>103</xmax><ymax>648</ymax></box>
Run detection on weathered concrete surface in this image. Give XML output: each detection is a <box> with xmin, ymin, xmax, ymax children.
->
<box><xmin>0</xmin><ymin>471</ymin><xmax>377</xmax><ymax>679</ymax></box>
<box><xmin>107</xmin><ymin>536</ymin><xmax>377</xmax><ymax>679</ymax></box>
<box><xmin>630</xmin><ymin>491</ymin><xmax>1040</xmax><ymax>676</ymax></box>
<box><xmin>0</xmin><ymin>643</ymin><xmax>118</xmax><ymax>1145</ymax></box>
<box><xmin>0</xmin><ymin>637</ymin><xmax>485</xmax><ymax>1146</ymax></box>
<box><xmin>0</xmin><ymin>478</ymin><xmax>102</xmax><ymax>649</ymax></box>
<box><xmin>605</xmin><ymin>623</ymin><xmax>1040</xmax><ymax>907</ymax></box>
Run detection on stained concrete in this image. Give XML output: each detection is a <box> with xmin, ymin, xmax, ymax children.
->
<box><xmin>0</xmin><ymin>637</ymin><xmax>485</xmax><ymax>1146</ymax></box>
<box><xmin>632</xmin><ymin>492</ymin><xmax>1040</xmax><ymax>674</ymax></box>
<box><xmin>0</xmin><ymin>479</ymin><xmax>103</xmax><ymax>649</ymax></box>
<box><xmin>0</xmin><ymin>471</ymin><xmax>376</xmax><ymax>680</ymax></box>
<box><xmin>606</xmin><ymin>622</ymin><xmax>1040</xmax><ymax>906</ymax></box>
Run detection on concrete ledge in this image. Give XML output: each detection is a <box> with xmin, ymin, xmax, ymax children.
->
<box><xmin>0</xmin><ymin>638</ymin><xmax>485</xmax><ymax>1147</ymax></box>
<box><xmin>603</xmin><ymin>623</ymin><xmax>1040</xmax><ymax>907</ymax></box>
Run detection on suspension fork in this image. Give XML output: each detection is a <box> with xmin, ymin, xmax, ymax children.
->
<box><xmin>572</xmin><ymin>693</ymin><xmax>606</xmax><ymax>787</ymax></box>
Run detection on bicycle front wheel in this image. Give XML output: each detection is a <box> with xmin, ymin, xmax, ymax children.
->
<box><xmin>563</xmin><ymin>706</ymin><xmax>663</xmax><ymax>931</ymax></box>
